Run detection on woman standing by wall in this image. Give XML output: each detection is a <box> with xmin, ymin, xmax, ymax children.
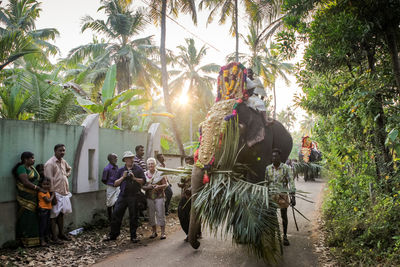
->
<box><xmin>12</xmin><ymin>152</ymin><xmax>46</xmax><ymax>247</ymax></box>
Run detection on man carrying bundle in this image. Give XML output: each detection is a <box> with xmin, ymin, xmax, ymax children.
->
<box><xmin>265</xmin><ymin>148</ymin><xmax>296</xmax><ymax>246</ymax></box>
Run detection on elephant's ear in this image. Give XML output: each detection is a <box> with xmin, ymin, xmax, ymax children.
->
<box><xmin>237</xmin><ymin>104</ymin><xmax>265</xmax><ymax>147</ymax></box>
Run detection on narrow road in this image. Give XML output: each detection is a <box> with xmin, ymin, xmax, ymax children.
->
<box><xmin>95</xmin><ymin>178</ymin><xmax>325</xmax><ymax>267</ymax></box>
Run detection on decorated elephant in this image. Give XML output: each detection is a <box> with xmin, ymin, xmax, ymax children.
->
<box><xmin>187</xmin><ymin>63</ymin><xmax>293</xmax><ymax>252</ymax></box>
<box><xmin>298</xmin><ymin>136</ymin><xmax>322</xmax><ymax>181</ymax></box>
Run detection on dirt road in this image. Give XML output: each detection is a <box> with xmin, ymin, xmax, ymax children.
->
<box><xmin>94</xmin><ymin>178</ymin><xmax>325</xmax><ymax>267</ymax></box>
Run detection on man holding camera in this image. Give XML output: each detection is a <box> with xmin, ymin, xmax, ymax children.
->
<box><xmin>104</xmin><ymin>151</ymin><xmax>146</xmax><ymax>243</ymax></box>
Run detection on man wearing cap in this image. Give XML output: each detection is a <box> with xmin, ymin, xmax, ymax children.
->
<box><xmin>104</xmin><ymin>151</ymin><xmax>146</xmax><ymax>243</ymax></box>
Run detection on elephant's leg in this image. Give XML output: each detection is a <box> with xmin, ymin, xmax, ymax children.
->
<box><xmin>188</xmin><ymin>166</ymin><xmax>204</xmax><ymax>249</ymax></box>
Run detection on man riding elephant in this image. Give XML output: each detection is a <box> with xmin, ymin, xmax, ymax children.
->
<box><xmin>299</xmin><ymin>136</ymin><xmax>322</xmax><ymax>181</ymax></box>
<box><xmin>246</xmin><ymin>68</ymin><xmax>273</xmax><ymax>127</ymax></box>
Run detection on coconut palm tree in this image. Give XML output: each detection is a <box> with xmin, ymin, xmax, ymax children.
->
<box><xmin>0</xmin><ymin>0</ymin><xmax>59</xmax><ymax>70</ymax></box>
<box><xmin>199</xmin><ymin>0</ymin><xmax>284</xmax><ymax>62</ymax></box>
<box><xmin>170</xmin><ymin>38</ymin><xmax>220</xmax><ymax>112</ymax></box>
<box><xmin>0</xmin><ymin>66</ymin><xmax>86</xmax><ymax>123</ymax></box>
<box><xmin>259</xmin><ymin>44</ymin><xmax>293</xmax><ymax>119</ymax></box>
<box><xmin>67</xmin><ymin>0</ymin><xmax>158</xmax><ymax>97</ymax></box>
<box><xmin>276</xmin><ymin>106</ymin><xmax>296</xmax><ymax>131</ymax></box>
<box><xmin>300</xmin><ymin>113</ymin><xmax>316</xmax><ymax>136</ymax></box>
<box><xmin>148</xmin><ymin>0</ymin><xmax>197</xmax><ymax>156</ymax></box>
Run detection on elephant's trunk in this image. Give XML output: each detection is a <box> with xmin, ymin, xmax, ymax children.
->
<box><xmin>188</xmin><ymin>166</ymin><xmax>204</xmax><ymax>249</ymax></box>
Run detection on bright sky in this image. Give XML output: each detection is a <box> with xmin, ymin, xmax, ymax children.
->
<box><xmin>5</xmin><ymin>0</ymin><xmax>306</xmax><ymax>120</ymax></box>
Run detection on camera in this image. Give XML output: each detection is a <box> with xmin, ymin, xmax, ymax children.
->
<box><xmin>127</xmin><ymin>170</ymin><xmax>133</xmax><ymax>177</ymax></box>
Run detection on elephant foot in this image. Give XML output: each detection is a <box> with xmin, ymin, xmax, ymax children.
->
<box><xmin>190</xmin><ymin>240</ymin><xmax>201</xmax><ymax>249</ymax></box>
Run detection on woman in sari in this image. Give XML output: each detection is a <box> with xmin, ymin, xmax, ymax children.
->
<box><xmin>12</xmin><ymin>152</ymin><xmax>46</xmax><ymax>247</ymax></box>
<box><xmin>143</xmin><ymin>157</ymin><xmax>168</xmax><ymax>239</ymax></box>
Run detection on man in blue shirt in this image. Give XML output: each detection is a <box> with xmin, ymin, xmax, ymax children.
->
<box><xmin>101</xmin><ymin>153</ymin><xmax>119</xmax><ymax>222</ymax></box>
<box><xmin>104</xmin><ymin>151</ymin><xmax>146</xmax><ymax>243</ymax></box>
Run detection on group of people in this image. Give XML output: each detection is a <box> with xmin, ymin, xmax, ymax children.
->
<box><xmin>12</xmin><ymin>141</ymin><xmax>296</xmax><ymax>248</ymax></box>
<box><xmin>12</xmin><ymin>144</ymin><xmax>73</xmax><ymax>247</ymax></box>
<box><xmin>102</xmin><ymin>146</ymin><xmax>173</xmax><ymax>243</ymax></box>
<box><xmin>12</xmin><ymin>143</ymin><xmax>174</xmax><ymax>247</ymax></box>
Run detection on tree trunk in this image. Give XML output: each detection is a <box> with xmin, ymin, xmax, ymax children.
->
<box><xmin>160</xmin><ymin>0</ymin><xmax>185</xmax><ymax>156</ymax></box>
<box><xmin>373</xmin><ymin>93</ymin><xmax>393</xmax><ymax>182</ymax></box>
<box><xmin>234</xmin><ymin>0</ymin><xmax>239</xmax><ymax>62</ymax></box>
<box><xmin>385</xmin><ymin>26</ymin><xmax>400</xmax><ymax>94</ymax></box>
<box><xmin>273</xmin><ymin>82</ymin><xmax>277</xmax><ymax>119</ymax></box>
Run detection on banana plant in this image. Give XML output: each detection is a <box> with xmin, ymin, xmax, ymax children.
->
<box><xmin>76</xmin><ymin>64</ymin><xmax>148</xmax><ymax>127</ymax></box>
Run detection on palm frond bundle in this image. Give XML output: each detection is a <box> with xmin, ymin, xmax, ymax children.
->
<box><xmin>194</xmin><ymin>118</ymin><xmax>282</xmax><ymax>263</ymax></box>
<box><xmin>292</xmin><ymin>161</ymin><xmax>322</xmax><ymax>176</ymax></box>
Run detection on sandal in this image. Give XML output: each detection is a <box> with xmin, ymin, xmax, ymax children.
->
<box><xmin>150</xmin><ymin>232</ymin><xmax>158</xmax><ymax>239</ymax></box>
<box><xmin>160</xmin><ymin>234</ymin><xmax>166</xmax><ymax>240</ymax></box>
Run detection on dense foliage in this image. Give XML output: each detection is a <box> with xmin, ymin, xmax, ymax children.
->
<box><xmin>283</xmin><ymin>0</ymin><xmax>400</xmax><ymax>264</ymax></box>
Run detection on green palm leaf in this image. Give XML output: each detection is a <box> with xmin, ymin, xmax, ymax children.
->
<box><xmin>193</xmin><ymin>119</ymin><xmax>283</xmax><ymax>262</ymax></box>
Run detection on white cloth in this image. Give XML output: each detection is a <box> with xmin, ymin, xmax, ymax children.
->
<box><xmin>247</xmin><ymin>77</ymin><xmax>266</xmax><ymax>96</ymax></box>
<box><xmin>50</xmin><ymin>192</ymin><xmax>72</xmax><ymax>218</ymax></box>
<box><xmin>147</xmin><ymin>198</ymin><xmax>165</xmax><ymax>226</ymax></box>
<box><xmin>246</xmin><ymin>95</ymin><xmax>267</xmax><ymax>112</ymax></box>
<box><xmin>145</xmin><ymin>170</ymin><xmax>164</xmax><ymax>184</ymax></box>
<box><xmin>106</xmin><ymin>185</ymin><xmax>120</xmax><ymax>207</ymax></box>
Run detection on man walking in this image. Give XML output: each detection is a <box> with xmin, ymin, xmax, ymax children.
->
<box><xmin>44</xmin><ymin>144</ymin><xmax>73</xmax><ymax>243</ymax></box>
<box><xmin>265</xmin><ymin>148</ymin><xmax>296</xmax><ymax>246</ymax></box>
<box><xmin>101</xmin><ymin>153</ymin><xmax>120</xmax><ymax>222</ymax></box>
<box><xmin>104</xmin><ymin>151</ymin><xmax>146</xmax><ymax>243</ymax></box>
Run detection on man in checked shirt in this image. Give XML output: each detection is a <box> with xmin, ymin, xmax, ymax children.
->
<box><xmin>265</xmin><ymin>148</ymin><xmax>296</xmax><ymax>246</ymax></box>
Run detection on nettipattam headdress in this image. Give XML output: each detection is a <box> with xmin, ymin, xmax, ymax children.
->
<box><xmin>216</xmin><ymin>62</ymin><xmax>248</xmax><ymax>101</ymax></box>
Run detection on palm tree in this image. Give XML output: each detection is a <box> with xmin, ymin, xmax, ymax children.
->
<box><xmin>170</xmin><ymin>38</ymin><xmax>220</xmax><ymax>112</ymax></box>
<box><xmin>199</xmin><ymin>0</ymin><xmax>284</xmax><ymax>62</ymax></box>
<box><xmin>67</xmin><ymin>0</ymin><xmax>157</xmax><ymax>97</ymax></box>
<box><xmin>300</xmin><ymin>113</ymin><xmax>316</xmax><ymax>136</ymax></box>
<box><xmin>0</xmin><ymin>0</ymin><xmax>59</xmax><ymax>70</ymax></box>
<box><xmin>0</xmin><ymin>66</ymin><xmax>86</xmax><ymax>123</ymax></box>
<box><xmin>148</xmin><ymin>0</ymin><xmax>197</xmax><ymax>156</ymax></box>
<box><xmin>260</xmin><ymin>44</ymin><xmax>293</xmax><ymax>119</ymax></box>
<box><xmin>169</xmin><ymin>38</ymin><xmax>219</xmax><ymax>153</ymax></box>
<box><xmin>276</xmin><ymin>106</ymin><xmax>296</xmax><ymax>131</ymax></box>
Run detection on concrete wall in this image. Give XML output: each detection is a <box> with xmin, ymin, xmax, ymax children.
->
<box><xmin>0</xmin><ymin>119</ymin><xmax>82</xmax><ymax>244</ymax></box>
<box><xmin>0</xmin><ymin>119</ymin><xmax>83</xmax><ymax>202</ymax></box>
<box><xmin>163</xmin><ymin>154</ymin><xmax>185</xmax><ymax>197</ymax></box>
<box><xmin>74</xmin><ymin>114</ymin><xmax>100</xmax><ymax>193</ymax></box>
<box><xmin>98</xmin><ymin>127</ymin><xmax>148</xmax><ymax>190</ymax></box>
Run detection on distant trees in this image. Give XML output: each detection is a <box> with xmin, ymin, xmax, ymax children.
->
<box><xmin>148</xmin><ymin>0</ymin><xmax>198</xmax><ymax>155</ymax></box>
<box><xmin>283</xmin><ymin>0</ymin><xmax>400</xmax><ymax>264</ymax></box>
<box><xmin>0</xmin><ymin>0</ymin><xmax>59</xmax><ymax>70</ymax></box>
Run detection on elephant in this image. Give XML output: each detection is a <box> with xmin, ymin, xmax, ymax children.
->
<box><xmin>298</xmin><ymin>147</ymin><xmax>322</xmax><ymax>181</ymax></box>
<box><xmin>188</xmin><ymin>102</ymin><xmax>293</xmax><ymax>249</ymax></box>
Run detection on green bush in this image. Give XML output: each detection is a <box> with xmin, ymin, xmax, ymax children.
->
<box><xmin>323</xmin><ymin>171</ymin><xmax>400</xmax><ymax>265</ymax></box>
